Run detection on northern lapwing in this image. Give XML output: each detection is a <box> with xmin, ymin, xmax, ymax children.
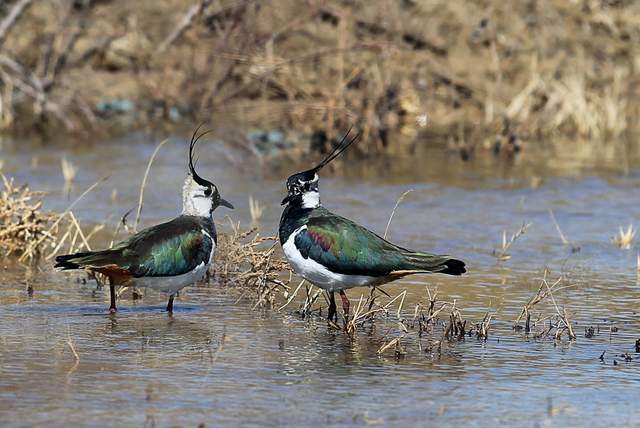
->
<box><xmin>55</xmin><ymin>127</ymin><xmax>234</xmax><ymax>313</ymax></box>
<box><xmin>278</xmin><ymin>130</ymin><xmax>466</xmax><ymax>323</ymax></box>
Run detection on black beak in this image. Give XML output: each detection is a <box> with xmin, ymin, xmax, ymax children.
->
<box><xmin>218</xmin><ymin>197</ymin><xmax>234</xmax><ymax>209</ymax></box>
<box><xmin>281</xmin><ymin>195</ymin><xmax>291</xmax><ymax>206</ymax></box>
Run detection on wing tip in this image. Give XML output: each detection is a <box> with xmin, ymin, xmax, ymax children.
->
<box><xmin>441</xmin><ymin>258</ymin><xmax>466</xmax><ymax>276</ymax></box>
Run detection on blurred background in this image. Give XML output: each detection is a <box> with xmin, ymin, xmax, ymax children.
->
<box><xmin>0</xmin><ymin>0</ymin><xmax>638</xmax><ymax>161</ymax></box>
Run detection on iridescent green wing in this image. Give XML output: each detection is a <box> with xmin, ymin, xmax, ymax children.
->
<box><xmin>115</xmin><ymin>217</ymin><xmax>214</xmax><ymax>277</ymax></box>
<box><xmin>294</xmin><ymin>214</ymin><xmax>408</xmax><ymax>276</ymax></box>
<box><xmin>295</xmin><ymin>213</ymin><xmax>464</xmax><ymax>276</ymax></box>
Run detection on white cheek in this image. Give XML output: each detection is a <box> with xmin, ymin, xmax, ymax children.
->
<box><xmin>302</xmin><ymin>191</ymin><xmax>320</xmax><ymax>208</ymax></box>
<box><xmin>193</xmin><ymin>197</ymin><xmax>211</xmax><ymax>213</ymax></box>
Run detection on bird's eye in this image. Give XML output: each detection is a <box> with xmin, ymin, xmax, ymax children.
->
<box><xmin>204</xmin><ymin>187</ymin><xmax>212</xmax><ymax>197</ymax></box>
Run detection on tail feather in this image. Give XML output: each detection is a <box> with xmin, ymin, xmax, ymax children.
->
<box><xmin>439</xmin><ymin>258</ymin><xmax>466</xmax><ymax>276</ymax></box>
<box><xmin>401</xmin><ymin>252</ymin><xmax>466</xmax><ymax>276</ymax></box>
<box><xmin>54</xmin><ymin>250</ymin><xmax>119</xmax><ymax>271</ymax></box>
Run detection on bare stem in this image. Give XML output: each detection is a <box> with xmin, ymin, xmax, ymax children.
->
<box><xmin>383</xmin><ymin>189</ymin><xmax>414</xmax><ymax>239</ymax></box>
<box><xmin>134</xmin><ymin>139</ymin><xmax>169</xmax><ymax>232</ymax></box>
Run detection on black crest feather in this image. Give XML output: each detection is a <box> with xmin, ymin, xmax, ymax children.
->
<box><xmin>189</xmin><ymin>124</ymin><xmax>214</xmax><ymax>187</ymax></box>
<box><xmin>308</xmin><ymin>127</ymin><xmax>360</xmax><ymax>174</ymax></box>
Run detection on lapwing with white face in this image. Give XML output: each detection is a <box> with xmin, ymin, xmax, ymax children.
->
<box><xmin>279</xmin><ymin>130</ymin><xmax>466</xmax><ymax>323</ymax></box>
<box><xmin>55</xmin><ymin>127</ymin><xmax>233</xmax><ymax>313</ymax></box>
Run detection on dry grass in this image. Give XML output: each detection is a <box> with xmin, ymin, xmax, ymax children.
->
<box><xmin>0</xmin><ymin>174</ymin><xmax>56</xmax><ymax>258</ymax></box>
<box><xmin>0</xmin><ymin>171</ymin><xmax>101</xmax><ymax>261</ymax></box>
<box><xmin>612</xmin><ymin>224</ymin><xmax>636</xmax><ymax>249</ymax></box>
<box><xmin>513</xmin><ymin>270</ymin><xmax>577</xmax><ymax>341</ymax></box>
<box><xmin>493</xmin><ymin>222</ymin><xmax>531</xmax><ymax>261</ymax></box>
<box><xmin>213</xmin><ymin>219</ymin><xmax>292</xmax><ymax>307</ymax></box>
<box><xmin>383</xmin><ymin>189</ymin><xmax>413</xmax><ymax>239</ymax></box>
<box><xmin>19</xmin><ymin>175</ymin><xmax>108</xmax><ymax>262</ymax></box>
<box><xmin>133</xmin><ymin>138</ymin><xmax>169</xmax><ymax>232</ymax></box>
<box><xmin>373</xmin><ymin>287</ymin><xmax>498</xmax><ymax>356</ymax></box>
<box><xmin>0</xmin><ymin>0</ymin><xmax>637</xmax><ymax>156</ymax></box>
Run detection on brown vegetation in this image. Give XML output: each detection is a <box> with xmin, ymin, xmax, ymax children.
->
<box><xmin>212</xmin><ymin>220</ymin><xmax>292</xmax><ymax>307</ymax></box>
<box><xmin>0</xmin><ymin>174</ymin><xmax>55</xmax><ymax>258</ymax></box>
<box><xmin>513</xmin><ymin>270</ymin><xmax>577</xmax><ymax>341</ymax></box>
<box><xmin>0</xmin><ymin>0</ymin><xmax>638</xmax><ymax>156</ymax></box>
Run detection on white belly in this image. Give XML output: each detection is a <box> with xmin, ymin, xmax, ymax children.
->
<box><xmin>282</xmin><ymin>226</ymin><xmax>377</xmax><ymax>291</ymax></box>
<box><xmin>131</xmin><ymin>243</ymin><xmax>215</xmax><ymax>295</ymax></box>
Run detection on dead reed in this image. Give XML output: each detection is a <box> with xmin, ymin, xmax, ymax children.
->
<box><xmin>513</xmin><ymin>270</ymin><xmax>577</xmax><ymax>341</ymax></box>
<box><xmin>493</xmin><ymin>222</ymin><xmax>531</xmax><ymax>261</ymax></box>
<box><xmin>0</xmin><ymin>171</ymin><xmax>104</xmax><ymax>263</ymax></box>
<box><xmin>213</xmin><ymin>219</ymin><xmax>292</xmax><ymax>307</ymax></box>
<box><xmin>18</xmin><ymin>175</ymin><xmax>108</xmax><ymax>262</ymax></box>
<box><xmin>0</xmin><ymin>174</ymin><xmax>55</xmax><ymax>258</ymax></box>
<box><xmin>612</xmin><ymin>224</ymin><xmax>636</xmax><ymax>250</ymax></box>
<box><xmin>374</xmin><ymin>287</ymin><xmax>495</xmax><ymax>356</ymax></box>
<box><xmin>548</xmin><ymin>209</ymin><xmax>580</xmax><ymax>253</ymax></box>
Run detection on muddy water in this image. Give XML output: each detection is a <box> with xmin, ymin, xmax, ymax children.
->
<box><xmin>1</xmin><ymin>136</ymin><xmax>639</xmax><ymax>427</ymax></box>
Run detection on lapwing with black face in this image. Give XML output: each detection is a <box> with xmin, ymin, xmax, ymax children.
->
<box><xmin>279</xmin><ymin>129</ymin><xmax>466</xmax><ymax>324</ymax></box>
<box><xmin>55</xmin><ymin>126</ymin><xmax>233</xmax><ymax>314</ymax></box>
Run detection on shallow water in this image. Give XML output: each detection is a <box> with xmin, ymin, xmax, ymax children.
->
<box><xmin>1</xmin><ymin>136</ymin><xmax>639</xmax><ymax>427</ymax></box>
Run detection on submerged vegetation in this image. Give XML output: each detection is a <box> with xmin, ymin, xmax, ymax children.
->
<box><xmin>0</xmin><ymin>0</ymin><xmax>639</xmax><ymax>158</ymax></box>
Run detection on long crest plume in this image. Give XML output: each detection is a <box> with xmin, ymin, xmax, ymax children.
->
<box><xmin>308</xmin><ymin>127</ymin><xmax>361</xmax><ymax>174</ymax></box>
<box><xmin>188</xmin><ymin>124</ymin><xmax>214</xmax><ymax>187</ymax></box>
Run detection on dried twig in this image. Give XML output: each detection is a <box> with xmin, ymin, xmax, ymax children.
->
<box><xmin>134</xmin><ymin>139</ymin><xmax>168</xmax><ymax>232</ymax></box>
<box><xmin>215</xmin><ymin>224</ymin><xmax>291</xmax><ymax>307</ymax></box>
<box><xmin>513</xmin><ymin>270</ymin><xmax>576</xmax><ymax>340</ymax></box>
<box><xmin>612</xmin><ymin>224</ymin><xmax>635</xmax><ymax>249</ymax></box>
<box><xmin>383</xmin><ymin>189</ymin><xmax>413</xmax><ymax>239</ymax></box>
<box><xmin>474</xmin><ymin>312</ymin><xmax>493</xmax><ymax>340</ymax></box>
<box><xmin>377</xmin><ymin>336</ymin><xmax>405</xmax><ymax>356</ymax></box>
<box><xmin>444</xmin><ymin>301</ymin><xmax>467</xmax><ymax>340</ymax></box>
<box><xmin>544</xmin><ymin>280</ymin><xmax>576</xmax><ymax>340</ymax></box>
<box><xmin>19</xmin><ymin>175</ymin><xmax>108</xmax><ymax>261</ymax></box>
<box><xmin>548</xmin><ymin>209</ymin><xmax>569</xmax><ymax>245</ymax></box>
<box><xmin>493</xmin><ymin>222</ymin><xmax>531</xmax><ymax>261</ymax></box>
<box><xmin>278</xmin><ymin>279</ymin><xmax>304</xmax><ymax>311</ymax></box>
<box><xmin>0</xmin><ymin>174</ymin><xmax>56</xmax><ymax>257</ymax></box>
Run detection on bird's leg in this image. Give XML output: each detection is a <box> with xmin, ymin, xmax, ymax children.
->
<box><xmin>339</xmin><ymin>290</ymin><xmax>350</xmax><ymax>323</ymax></box>
<box><xmin>327</xmin><ymin>291</ymin><xmax>337</xmax><ymax>322</ymax></box>
<box><xmin>109</xmin><ymin>280</ymin><xmax>117</xmax><ymax>313</ymax></box>
<box><xmin>166</xmin><ymin>294</ymin><xmax>175</xmax><ymax>313</ymax></box>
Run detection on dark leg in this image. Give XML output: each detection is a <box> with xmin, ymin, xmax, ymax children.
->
<box><xmin>339</xmin><ymin>290</ymin><xmax>350</xmax><ymax>321</ymax></box>
<box><xmin>109</xmin><ymin>282</ymin><xmax>117</xmax><ymax>313</ymax></box>
<box><xmin>327</xmin><ymin>291</ymin><xmax>337</xmax><ymax>322</ymax></box>
<box><xmin>166</xmin><ymin>294</ymin><xmax>174</xmax><ymax>313</ymax></box>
